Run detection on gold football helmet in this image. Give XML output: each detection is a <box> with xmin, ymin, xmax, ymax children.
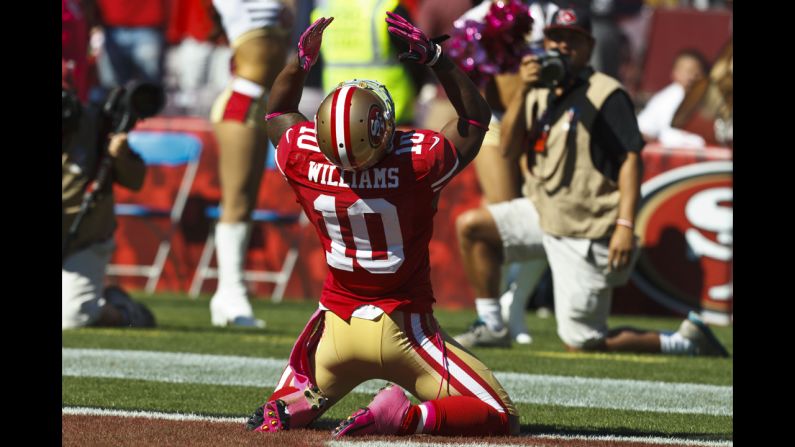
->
<box><xmin>315</xmin><ymin>79</ymin><xmax>396</xmax><ymax>171</ymax></box>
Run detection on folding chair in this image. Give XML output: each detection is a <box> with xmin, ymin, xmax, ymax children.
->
<box><xmin>189</xmin><ymin>142</ymin><xmax>305</xmax><ymax>303</ymax></box>
<box><xmin>107</xmin><ymin>131</ymin><xmax>202</xmax><ymax>293</ymax></box>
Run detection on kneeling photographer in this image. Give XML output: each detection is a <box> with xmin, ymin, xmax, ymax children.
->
<box><xmin>62</xmin><ymin>71</ymin><xmax>164</xmax><ymax>330</ymax></box>
<box><xmin>464</xmin><ymin>8</ymin><xmax>688</xmax><ymax>355</ymax></box>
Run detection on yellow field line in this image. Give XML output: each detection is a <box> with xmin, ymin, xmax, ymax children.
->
<box><xmin>528</xmin><ymin>351</ymin><xmax>671</xmax><ymax>363</ymax></box>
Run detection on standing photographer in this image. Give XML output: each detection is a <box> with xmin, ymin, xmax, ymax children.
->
<box><xmin>62</xmin><ymin>80</ymin><xmax>156</xmax><ymax>329</ymax></box>
<box><xmin>454</xmin><ymin>8</ymin><xmax>728</xmax><ymax>356</ymax></box>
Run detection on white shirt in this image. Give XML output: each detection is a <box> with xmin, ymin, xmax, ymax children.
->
<box><xmin>637</xmin><ymin>83</ymin><xmax>705</xmax><ymax>149</ymax></box>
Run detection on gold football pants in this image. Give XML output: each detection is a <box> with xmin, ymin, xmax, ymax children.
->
<box><xmin>274</xmin><ymin>310</ymin><xmax>517</xmax><ymax>417</ymax></box>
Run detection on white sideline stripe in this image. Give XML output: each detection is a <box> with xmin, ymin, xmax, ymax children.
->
<box><xmin>328</xmin><ymin>437</ymin><xmax>733</xmax><ymax>447</ymax></box>
<box><xmin>497</xmin><ymin>371</ymin><xmax>732</xmax><ymax>416</ymax></box>
<box><xmin>533</xmin><ymin>434</ymin><xmax>733</xmax><ymax>447</ymax></box>
<box><xmin>61</xmin><ymin>408</ymin><xmax>732</xmax><ymax>447</ymax></box>
<box><xmin>62</xmin><ymin>348</ymin><xmax>732</xmax><ymax>416</ymax></box>
<box><xmin>62</xmin><ymin>406</ymin><xmax>245</xmax><ymax>424</ymax></box>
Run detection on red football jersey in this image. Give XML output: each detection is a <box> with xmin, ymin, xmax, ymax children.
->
<box><xmin>276</xmin><ymin>122</ymin><xmax>461</xmax><ymax>320</ymax></box>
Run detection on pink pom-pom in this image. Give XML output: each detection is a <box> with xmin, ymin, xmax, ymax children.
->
<box><xmin>447</xmin><ymin>0</ymin><xmax>534</xmax><ymax>86</ymax></box>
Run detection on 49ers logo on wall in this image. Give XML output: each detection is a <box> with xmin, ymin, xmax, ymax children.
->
<box><xmin>368</xmin><ymin>105</ymin><xmax>385</xmax><ymax>147</ymax></box>
<box><xmin>633</xmin><ymin>161</ymin><xmax>733</xmax><ymax>325</ymax></box>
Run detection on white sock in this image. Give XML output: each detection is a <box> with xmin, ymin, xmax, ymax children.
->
<box><xmin>475</xmin><ymin>298</ymin><xmax>504</xmax><ymax>332</ymax></box>
<box><xmin>659</xmin><ymin>331</ymin><xmax>695</xmax><ymax>355</ymax></box>
<box><xmin>215</xmin><ymin>222</ymin><xmax>252</xmax><ymax>297</ymax></box>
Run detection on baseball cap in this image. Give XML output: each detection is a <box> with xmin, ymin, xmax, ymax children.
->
<box><xmin>544</xmin><ymin>7</ymin><xmax>593</xmax><ymax>39</ymax></box>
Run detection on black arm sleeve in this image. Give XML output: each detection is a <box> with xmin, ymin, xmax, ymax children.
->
<box><xmin>590</xmin><ymin>89</ymin><xmax>645</xmax><ymax>182</ymax></box>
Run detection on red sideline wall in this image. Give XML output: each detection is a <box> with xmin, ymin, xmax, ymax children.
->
<box><xmin>111</xmin><ymin>117</ymin><xmax>732</xmax><ymax>322</ymax></box>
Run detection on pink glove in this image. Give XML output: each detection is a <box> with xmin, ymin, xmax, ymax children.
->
<box><xmin>298</xmin><ymin>17</ymin><xmax>334</xmax><ymax>71</ymax></box>
<box><xmin>385</xmin><ymin>11</ymin><xmax>442</xmax><ymax>66</ymax></box>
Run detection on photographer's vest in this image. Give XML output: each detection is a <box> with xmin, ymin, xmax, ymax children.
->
<box><xmin>62</xmin><ymin>109</ymin><xmax>146</xmax><ymax>258</ymax></box>
<box><xmin>311</xmin><ymin>0</ymin><xmax>414</xmax><ymax>123</ymax></box>
<box><xmin>521</xmin><ymin>71</ymin><xmax>623</xmax><ymax>239</ymax></box>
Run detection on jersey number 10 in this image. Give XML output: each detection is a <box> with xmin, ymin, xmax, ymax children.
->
<box><xmin>313</xmin><ymin>194</ymin><xmax>405</xmax><ymax>274</ymax></box>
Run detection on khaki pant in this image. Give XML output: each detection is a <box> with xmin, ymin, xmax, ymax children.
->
<box><xmin>487</xmin><ymin>198</ymin><xmax>639</xmax><ymax>348</ymax></box>
<box><xmin>62</xmin><ymin>238</ymin><xmax>114</xmax><ymax>329</ymax></box>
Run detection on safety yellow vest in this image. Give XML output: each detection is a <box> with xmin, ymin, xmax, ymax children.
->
<box><xmin>311</xmin><ymin>0</ymin><xmax>414</xmax><ymax>124</ymax></box>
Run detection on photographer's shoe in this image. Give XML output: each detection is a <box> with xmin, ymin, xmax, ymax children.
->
<box><xmin>676</xmin><ymin>311</ymin><xmax>729</xmax><ymax>357</ymax></box>
<box><xmin>454</xmin><ymin>319</ymin><xmax>510</xmax><ymax>348</ymax></box>
<box><xmin>103</xmin><ymin>286</ymin><xmax>156</xmax><ymax>328</ymax></box>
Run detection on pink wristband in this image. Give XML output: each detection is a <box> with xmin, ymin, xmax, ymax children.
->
<box><xmin>465</xmin><ymin>119</ymin><xmax>489</xmax><ymax>131</ymax></box>
<box><xmin>265</xmin><ymin>111</ymin><xmax>297</xmax><ymax>121</ymax></box>
<box><xmin>616</xmin><ymin>218</ymin><xmax>634</xmax><ymax>230</ymax></box>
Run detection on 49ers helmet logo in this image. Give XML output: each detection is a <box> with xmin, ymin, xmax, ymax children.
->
<box><xmin>368</xmin><ymin>105</ymin><xmax>385</xmax><ymax>147</ymax></box>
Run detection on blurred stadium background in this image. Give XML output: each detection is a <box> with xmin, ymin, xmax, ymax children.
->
<box><xmin>64</xmin><ymin>0</ymin><xmax>733</xmax><ymax>324</ymax></box>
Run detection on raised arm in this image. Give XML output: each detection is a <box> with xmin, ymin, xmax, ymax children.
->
<box><xmin>385</xmin><ymin>12</ymin><xmax>490</xmax><ymax>169</ymax></box>
<box><xmin>265</xmin><ymin>17</ymin><xmax>333</xmax><ymax>147</ymax></box>
<box><xmin>109</xmin><ymin>133</ymin><xmax>146</xmax><ymax>191</ymax></box>
<box><xmin>500</xmin><ymin>83</ymin><xmax>530</xmax><ymax>162</ymax></box>
<box><xmin>501</xmin><ymin>54</ymin><xmax>541</xmax><ymax>161</ymax></box>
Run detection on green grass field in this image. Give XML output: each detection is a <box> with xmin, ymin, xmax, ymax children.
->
<box><xmin>62</xmin><ymin>293</ymin><xmax>733</xmax><ymax>441</ymax></box>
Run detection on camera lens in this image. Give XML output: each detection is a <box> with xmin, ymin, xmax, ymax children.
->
<box><xmin>540</xmin><ymin>58</ymin><xmax>566</xmax><ymax>87</ymax></box>
<box><xmin>129</xmin><ymin>83</ymin><xmax>165</xmax><ymax>118</ymax></box>
<box><xmin>535</xmin><ymin>49</ymin><xmax>569</xmax><ymax>88</ymax></box>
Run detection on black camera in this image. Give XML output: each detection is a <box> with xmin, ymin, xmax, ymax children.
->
<box><xmin>535</xmin><ymin>48</ymin><xmax>570</xmax><ymax>88</ymax></box>
<box><xmin>103</xmin><ymin>80</ymin><xmax>166</xmax><ymax>133</ymax></box>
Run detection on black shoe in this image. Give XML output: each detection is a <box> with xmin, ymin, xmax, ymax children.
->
<box><xmin>104</xmin><ymin>286</ymin><xmax>156</xmax><ymax>328</ymax></box>
<box><xmin>676</xmin><ymin>311</ymin><xmax>729</xmax><ymax>357</ymax></box>
<box><xmin>453</xmin><ymin>319</ymin><xmax>511</xmax><ymax>348</ymax></box>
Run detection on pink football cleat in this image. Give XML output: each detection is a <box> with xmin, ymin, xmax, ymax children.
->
<box><xmin>332</xmin><ymin>384</ymin><xmax>411</xmax><ymax>437</ymax></box>
<box><xmin>246</xmin><ymin>385</ymin><xmax>328</xmax><ymax>433</ymax></box>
